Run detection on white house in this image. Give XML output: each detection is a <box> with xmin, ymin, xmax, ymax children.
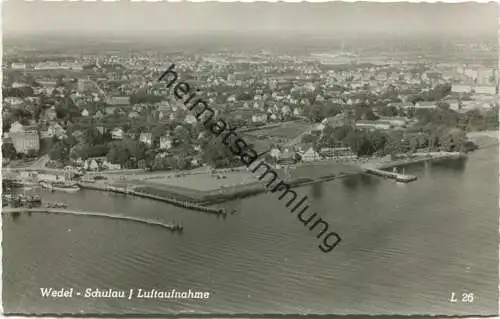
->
<box><xmin>81</xmin><ymin>109</ymin><xmax>90</xmax><ymax>117</ymax></box>
<box><xmin>269</xmin><ymin>147</ymin><xmax>281</xmax><ymax>159</ymax></box>
<box><xmin>159</xmin><ymin>135</ymin><xmax>173</xmax><ymax>150</ymax></box>
<box><xmin>47</xmin><ymin>123</ymin><xmax>66</xmax><ymax>139</ymax></box>
<box><xmin>446</xmin><ymin>100</ymin><xmax>461</xmax><ymax>112</ymax></box>
<box><xmin>43</xmin><ymin>107</ymin><xmax>58</xmax><ymax>122</ymax></box>
<box><xmin>377</xmin><ymin>116</ymin><xmax>407</xmax><ymax>127</ymax></box>
<box><xmin>139</xmin><ymin>132</ymin><xmax>153</xmax><ymax>146</ymax></box>
<box><xmin>252</xmin><ymin>113</ymin><xmax>267</xmax><ymax>124</ymax></box>
<box><xmin>301</xmin><ymin>147</ymin><xmax>320</xmax><ymax>162</ymax></box>
<box><xmin>111</xmin><ymin>128</ymin><xmax>124</xmax><ymax>140</ymax></box>
<box><xmin>281</xmin><ymin>105</ymin><xmax>291</xmax><ymax>116</ymax></box>
<box><xmin>452</xmin><ymin>84</ymin><xmax>473</xmax><ymax>93</ymax></box>
<box><xmin>414</xmin><ymin>101</ymin><xmax>437</xmax><ymax>110</ymax></box>
<box><xmin>129</xmin><ymin>111</ymin><xmax>141</xmax><ymax>119</ymax></box>
<box><xmin>102</xmin><ymin>161</ymin><xmax>121</xmax><ymax>170</ymax></box>
<box><xmin>319</xmin><ymin>147</ymin><xmax>356</xmax><ymax>159</ymax></box>
<box><xmin>185</xmin><ymin>114</ymin><xmax>197</xmax><ymax>124</ymax></box>
<box><xmin>322</xmin><ymin>113</ymin><xmax>348</xmax><ymax>128</ymax></box>
<box><xmin>355</xmin><ymin>120</ymin><xmax>392</xmax><ymax>130</ymax></box>
<box><xmin>94</xmin><ymin>111</ymin><xmax>104</xmax><ymax>119</ymax></box>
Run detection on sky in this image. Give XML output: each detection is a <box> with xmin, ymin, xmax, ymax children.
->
<box><xmin>2</xmin><ymin>1</ymin><xmax>498</xmax><ymax>36</ymax></box>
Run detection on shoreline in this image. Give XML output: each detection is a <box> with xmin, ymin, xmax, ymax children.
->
<box><xmin>77</xmin><ymin>151</ymin><xmax>468</xmax><ymax>207</ymax></box>
<box><xmin>361</xmin><ymin>151</ymin><xmax>466</xmax><ymax>171</ymax></box>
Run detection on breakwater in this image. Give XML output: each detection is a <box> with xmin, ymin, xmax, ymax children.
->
<box><xmin>363</xmin><ymin>168</ymin><xmax>417</xmax><ymax>183</ymax></box>
<box><xmin>2</xmin><ymin>208</ymin><xmax>184</xmax><ymax>232</ymax></box>
<box><xmin>77</xmin><ymin>182</ymin><xmax>226</xmax><ymax>215</ymax></box>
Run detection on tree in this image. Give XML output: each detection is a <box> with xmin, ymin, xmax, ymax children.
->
<box><xmin>379</xmin><ymin>106</ymin><xmax>398</xmax><ymax>117</ymax></box>
<box><xmin>48</xmin><ymin>141</ymin><xmax>70</xmax><ymax>163</ymax></box>
<box><xmin>304</xmin><ymin>105</ymin><xmax>323</xmax><ymax>123</ymax></box>
<box><xmin>439</xmin><ymin>128</ymin><xmax>466</xmax><ymax>152</ymax></box>
<box><xmin>345</xmin><ymin>130</ymin><xmax>376</xmax><ymax>156</ymax></box>
<box><xmin>174</xmin><ymin>125</ymin><xmax>191</xmax><ymax>144</ymax></box>
<box><xmin>2</xmin><ymin>143</ymin><xmax>17</xmax><ymax>160</ymax></box>
<box><xmin>106</xmin><ymin>142</ymin><xmax>130</xmax><ymax>166</ymax></box>
<box><xmin>201</xmin><ymin>139</ymin><xmax>235</xmax><ymax>168</ymax></box>
<box><xmin>302</xmin><ymin>133</ymin><xmax>318</xmax><ymax>145</ymax></box>
<box><xmin>175</xmin><ymin>156</ymin><xmax>190</xmax><ymax>170</ymax></box>
<box><xmin>137</xmin><ymin>159</ymin><xmax>147</xmax><ymax>170</ymax></box>
<box><xmin>437</xmin><ymin>101</ymin><xmax>450</xmax><ymax>110</ymax></box>
<box><xmin>26</xmin><ymin>149</ymin><xmax>39</xmax><ymax>158</ymax></box>
<box><xmin>55</xmin><ymin>97</ymin><xmax>80</xmax><ymax>121</ymax></box>
<box><xmin>370</xmin><ymin>131</ymin><xmax>387</xmax><ymax>153</ymax></box>
<box><xmin>3</xmin><ymin>115</ymin><xmax>13</xmax><ymax>133</ymax></box>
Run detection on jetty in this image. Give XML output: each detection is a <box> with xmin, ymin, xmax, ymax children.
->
<box><xmin>2</xmin><ymin>208</ymin><xmax>184</xmax><ymax>232</ymax></box>
<box><xmin>77</xmin><ymin>182</ymin><xmax>225</xmax><ymax>216</ymax></box>
<box><xmin>364</xmin><ymin>168</ymin><xmax>417</xmax><ymax>183</ymax></box>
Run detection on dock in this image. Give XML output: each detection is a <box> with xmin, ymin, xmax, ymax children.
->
<box><xmin>363</xmin><ymin>168</ymin><xmax>417</xmax><ymax>183</ymax></box>
<box><xmin>2</xmin><ymin>208</ymin><xmax>184</xmax><ymax>232</ymax></box>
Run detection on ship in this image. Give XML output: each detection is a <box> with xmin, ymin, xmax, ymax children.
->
<box><xmin>40</xmin><ymin>181</ymin><xmax>80</xmax><ymax>193</ymax></box>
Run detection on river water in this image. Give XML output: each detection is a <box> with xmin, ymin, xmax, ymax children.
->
<box><xmin>3</xmin><ymin>145</ymin><xmax>498</xmax><ymax>315</ymax></box>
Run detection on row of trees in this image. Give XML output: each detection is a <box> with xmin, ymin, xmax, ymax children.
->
<box><xmin>304</xmin><ymin>121</ymin><xmax>472</xmax><ymax>158</ymax></box>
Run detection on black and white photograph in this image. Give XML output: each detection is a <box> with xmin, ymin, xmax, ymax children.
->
<box><xmin>1</xmin><ymin>0</ymin><xmax>499</xmax><ymax>316</ymax></box>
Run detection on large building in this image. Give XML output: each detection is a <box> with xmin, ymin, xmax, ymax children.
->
<box><xmin>106</xmin><ymin>96</ymin><xmax>130</xmax><ymax>106</ymax></box>
<box><xmin>474</xmin><ymin>85</ymin><xmax>497</xmax><ymax>95</ymax></box>
<box><xmin>11</xmin><ymin>63</ymin><xmax>26</xmax><ymax>70</ymax></box>
<box><xmin>9</xmin><ymin>122</ymin><xmax>40</xmax><ymax>154</ymax></box>
<box><xmin>451</xmin><ymin>84</ymin><xmax>473</xmax><ymax>94</ymax></box>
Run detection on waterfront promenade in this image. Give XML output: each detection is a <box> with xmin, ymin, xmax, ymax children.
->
<box><xmin>2</xmin><ymin>208</ymin><xmax>184</xmax><ymax>232</ymax></box>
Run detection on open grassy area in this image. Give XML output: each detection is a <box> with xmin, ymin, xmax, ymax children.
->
<box><xmin>105</xmin><ymin>159</ymin><xmax>361</xmax><ymax>204</ymax></box>
<box><xmin>132</xmin><ymin>178</ymin><xmax>266</xmax><ymax>204</ymax></box>
<box><xmin>244</xmin><ymin>121</ymin><xmax>311</xmax><ymax>139</ymax></box>
<box><xmin>142</xmin><ymin>170</ymin><xmax>259</xmax><ymax>191</ymax></box>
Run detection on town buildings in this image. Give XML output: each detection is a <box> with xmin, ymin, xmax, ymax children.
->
<box><xmin>8</xmin><ymin>122</ymin><xmax>40</xmax><ymax>154</ymax></box>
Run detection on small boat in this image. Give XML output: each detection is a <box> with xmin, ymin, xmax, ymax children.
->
<box><xmin>45</xmin><ymin>201</ymin><xmax>67</xmax><ymax>208</ymax></box>
<box><xmin>43</xmin><ymin>181</ymin><xmax>80</xmax><ymax>193</ymax></box>
<box><xmin>54</xmin><ymin>202</ymin><xmax>67</xmax><ymax>208</ymax></box>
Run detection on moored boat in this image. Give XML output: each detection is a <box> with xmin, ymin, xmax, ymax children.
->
<box><xmin>40</xmin><ymin>181</ymin><xmax>80</xmax><ymax>193</ymax></box>
<box><xmin>45</xmin><ymin>201</ymin><xmax>68</xmax><ymax>208</ymax></box>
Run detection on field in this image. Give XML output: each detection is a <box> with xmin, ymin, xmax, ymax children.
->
<box><xmin>244</xmin><ymin>121</ymin><xmax>311</xmax><ymax>139</ymax></box>
<box><xmin>105</xmin><ymin>159</ymin><xmax>362</xmax><ymax>204</ymax></box>
<box><xmin>141</xmin><ymin>170</ymin><xmax>259</xmax><ymax>191</ymax></box>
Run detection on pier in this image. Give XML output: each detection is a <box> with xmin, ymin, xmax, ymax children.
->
<box><xmin>363</xmin><ymin>168</ymin><xmax>417</xmax><ymax>183</ymax></box>
<box><xmin>2</xmin><ymin>208</ymin><xmax>184</xmax><ymax>232</ymax></box>
<box><xmin>77</xmin><ymin>182</ymin><xmax>225</xmax><ymax>216</ymax></box>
